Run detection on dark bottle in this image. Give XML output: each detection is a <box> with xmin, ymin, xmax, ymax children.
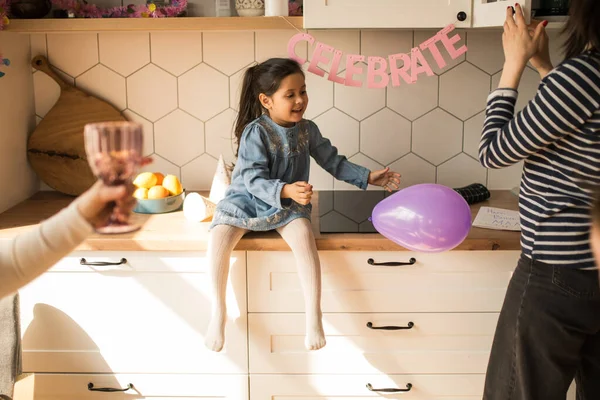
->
<box><xmin>453</xmin><ymin>183</ymin><xmax>491</xmax><ymax>205</ymax></box>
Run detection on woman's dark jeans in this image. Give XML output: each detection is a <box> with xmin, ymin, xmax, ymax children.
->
<box><xmin>483</xmin><ymin>254</ymin><xmax>600</xmax><ymax>400</ymax></box>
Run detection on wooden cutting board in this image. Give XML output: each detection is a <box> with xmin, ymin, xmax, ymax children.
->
<box><xmin>27</xmin><ymin>55</ymin><xmax>127</xmax><ymax>196</ymax></box>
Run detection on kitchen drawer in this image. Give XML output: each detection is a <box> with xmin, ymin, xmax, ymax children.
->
<box><xmin>249</xmin><ymin>313</ymin><xmax>497</xmax><ymax>374</ymax></box>
<box><xmin>19</xmin><ymin>251</ymin><xmax>247</xmax><ymax>374</ymax></box>
<box><xmin>250</xmin><ymin>374</ymin><xmax>485</xmax><ymax>399</ymax></box>
<box><xmin>14</xmin><ymin>373</ymin><xmax>248</xmax><ymax>400</ymax></box>
<box><xmin>248</xmin><ymin>251</ymin><xmax>519</xmax><ymax>313</ymax></box>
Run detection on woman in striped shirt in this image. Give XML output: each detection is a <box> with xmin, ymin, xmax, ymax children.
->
<box><xmin>479</xmin><ymin>1</ymin><xmax>600</xmax><ymax>399</ymax></box>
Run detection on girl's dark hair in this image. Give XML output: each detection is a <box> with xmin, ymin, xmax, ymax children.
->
<box><xmin>233</xmin><ymin>58</ymin><xmax>304</xmax><ymax>157</ymax></box>
<box><xmin>562</xmin><ymin>0</ymin><xmax>600</xmax><ymax>60</ymax></box>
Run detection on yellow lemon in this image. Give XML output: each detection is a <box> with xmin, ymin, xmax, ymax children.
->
<box><xmin>133</xmin><ymin>187</ymin><xmax>149</xmax><ymax>200</ymax></box>
<box><xmin>162</xmin><ymin>174</ymin><xmax>183</xmax><ymax>196</ymax></box>
<box><xmin>154</xmin><ymin>172</ymin><xmax>165</xmax><ymax>185</ymax></box>
<box><xmin>133</xmin><ymin>172</ymin><xmax>157</xmax><ymax>189</ymax></box>
<box><xmin>147</xmin><ymin>185</ymin><xmax>170</xmax><ymax>199</ymax></box>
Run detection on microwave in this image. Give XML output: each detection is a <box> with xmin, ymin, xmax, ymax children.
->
<box><xmin>532</xmin><ymin>0</ymin><xmax>570</xmax><ymax>17</ymax></box>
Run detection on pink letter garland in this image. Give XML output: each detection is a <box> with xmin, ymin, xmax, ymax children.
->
<box><xmin>288</xmin><ymin>24</ymin><xmax>467</xmax><ymax>88</ymax></box>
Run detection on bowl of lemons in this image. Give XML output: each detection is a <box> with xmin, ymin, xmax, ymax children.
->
<box><xmin>132</xmin><ymin>172</ymin><xmax>185</xmax><ymax>214</ymax></box>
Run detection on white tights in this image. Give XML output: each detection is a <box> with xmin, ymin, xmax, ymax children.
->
<box><xmin>204</xmin><ymin>218</ymin><xmax>325</xmax><ymax>352</ymax></box>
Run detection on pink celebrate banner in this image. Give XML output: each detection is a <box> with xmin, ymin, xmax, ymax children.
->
<box><xmin>287</xmin><ymin>24</ymin><xmax>467</xmax><ymax>89</ymax></box>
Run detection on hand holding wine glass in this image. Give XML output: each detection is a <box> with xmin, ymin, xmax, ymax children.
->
<box><xmin>74</xmin><ymin>180</ymin><xmax>134</xmax><ymax>227</ymax></box>
<box><xmin>83</xmin><ymin>121</ymin><xmax>146</xmax><ymax>234</ymax></box>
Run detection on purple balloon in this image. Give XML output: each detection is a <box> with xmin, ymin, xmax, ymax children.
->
<box><xmin>371</xmin><ymin>183</ymin><xmax>472</xmax><ymax>253</ymax></box>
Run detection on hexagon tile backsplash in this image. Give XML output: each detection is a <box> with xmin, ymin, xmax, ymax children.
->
<box><xmin>31</xmin><ymin>29</ymin><xmax>562</xmax><ymax>191</ymax></box>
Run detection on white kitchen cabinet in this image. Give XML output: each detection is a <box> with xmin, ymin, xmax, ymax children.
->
<box><xmin>13</xmin><ymin>373</ymin><xmax>248</xmax><ymax>400</ymax></box>
<box><xmin>247</xmin><ymin>250</ymin><xmax>519</xmax><ymax>313</ymax></box>
<box><xmin>473</xmin><ymin>0</ymin><xmax>532</xmax><ymax>27</ymax></box>
<box><xmin>303</xmin><ymin>0</ymin><xmax>531</xmax><ymax>29</ymax></box>
<box><xmin>249</xmin><ymin>312</ymin><xmax>497</xmax><ymax>374</ymax></box>
<box><xmin>252</xmin><ymin>375</ymin><xmax>573</xmax><ymax>400</ymax></box>
<box><xmin>14</xmin><ymin>246</ymin><xmax>576</xmax><ymax>400</ymax></box>
<box><xmin>18</xmin><ymin>251</ymin><xmax>247</xmax><ymax>374</ymax></box>
<box><xmin>247</xmin><ymin>250</ymin><xmax>520</xmax><ymax>399</ymax></box>
<box><xmin>251</xmin><ymin>374</ymin><xmax>486</xmax><ymax>399</ymax></box>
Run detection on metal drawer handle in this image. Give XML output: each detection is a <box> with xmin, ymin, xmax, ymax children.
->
<box><xmin>80</xmin><ymin>257</ymin><xmax>127</xmax><ymax>266</ymax></box>
<box><xmin>367</xmin><ymin>321</ymin><xmax>414</xmax><ymax>330</ymax></box>
<box><xmin>87</xmin><ymin>383</ymin><xmax>133</xmax><ymax>392</ymax></box>
<box><xmin>366</xmin><ymin>383</ymin><xmax>412</xmax><ymax>393</ymax></box>
<box><xmin>367</xmin><ymin>257</ymin><xmax>416</xmax><ymax>266</ymax></box>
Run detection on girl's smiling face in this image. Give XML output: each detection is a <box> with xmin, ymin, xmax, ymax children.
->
<box><xmin>259</xmin><ymin>72</ymin><xmax>308</xmax><ymax>127</ymax></box>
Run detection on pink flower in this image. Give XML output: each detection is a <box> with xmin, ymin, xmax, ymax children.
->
<box><xmin>289</xmin><ymin>0</ymin><xmax>302</xmax><ymax>16</ymax></box>
<box><xmin>50</xmin><ymin>0</ymin><xmax>187</xmax><ymax>19</ymax></box>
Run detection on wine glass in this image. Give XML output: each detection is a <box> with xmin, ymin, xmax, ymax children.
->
<box><xmin>84</xmin><ymin>121</ymin><xmax>143</xmax><ymax>234</ymax></box>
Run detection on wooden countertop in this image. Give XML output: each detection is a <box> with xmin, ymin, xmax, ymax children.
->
<box><xmin>0</xmin><ymin>190</ymin><xmax>521</xmax><ymax>251</ymax></box>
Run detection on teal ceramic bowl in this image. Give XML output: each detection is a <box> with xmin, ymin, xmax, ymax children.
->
<box><xmin>133</xmin><ymin>191</ymin><xmax>185</xmax><ymax>214</ymax></box>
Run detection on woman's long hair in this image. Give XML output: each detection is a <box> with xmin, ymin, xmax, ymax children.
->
<box><xmin>562</xmin><ymin>0</ymin><xmax>600</xmax><ymax>59</ymax></box>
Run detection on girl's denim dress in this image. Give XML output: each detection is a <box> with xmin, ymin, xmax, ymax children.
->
<box><xmin>209</xmin><ymin>115</ymin><xmax>369</xmax><ymax>231</ymax></box>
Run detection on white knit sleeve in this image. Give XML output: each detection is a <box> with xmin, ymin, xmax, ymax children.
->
<box><xmin>0</xmin><ymin>203</ymin><xmax>93</xmax><ymax>298</ymax></box>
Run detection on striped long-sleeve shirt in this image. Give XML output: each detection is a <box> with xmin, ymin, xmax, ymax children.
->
<box><xmin>479</xmin><ymin>50</ymin><xmax>600</xmax><ymax>269</ymax></box>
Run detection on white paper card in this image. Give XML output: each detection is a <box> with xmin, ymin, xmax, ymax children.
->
<box><xmin>473</xmin><ymin>207</ymin><xmax>520</xmax><ymax>231</ymax></box>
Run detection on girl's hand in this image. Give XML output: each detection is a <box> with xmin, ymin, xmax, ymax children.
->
<box><xmin>282</xmin><ymin>181</ymin><xmax>313</xmax><ymax>205</ymax></box>
<box><xmin>528</xmin><ymin>19</ymin><xmax>552</xmax><ymax>78</ymax></box>
<box><xmin>368</xmin><ymin>167</ymin><xmax>401</xmax><ymax>193</ymax></box>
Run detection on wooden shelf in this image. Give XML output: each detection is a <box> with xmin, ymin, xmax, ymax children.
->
<box><xmin>5</xmin><ymin>16</ymin><xmax>304</xmax><ymax>32</ymax></box>
<box><xmin>4</xmin><ymin>15</ymin><xmax>564</xmax><ymax>33</ymax></box>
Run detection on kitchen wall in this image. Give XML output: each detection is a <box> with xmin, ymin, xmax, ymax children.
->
<box><xmin>0</xmin><ymin>32</ymin><xmax>37</xmax><ymax>212</ymax></box>
<box><xmin>31</xmin><ymin>29</ymin><xmax>566</xmax><ymax>192</ymax></box>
